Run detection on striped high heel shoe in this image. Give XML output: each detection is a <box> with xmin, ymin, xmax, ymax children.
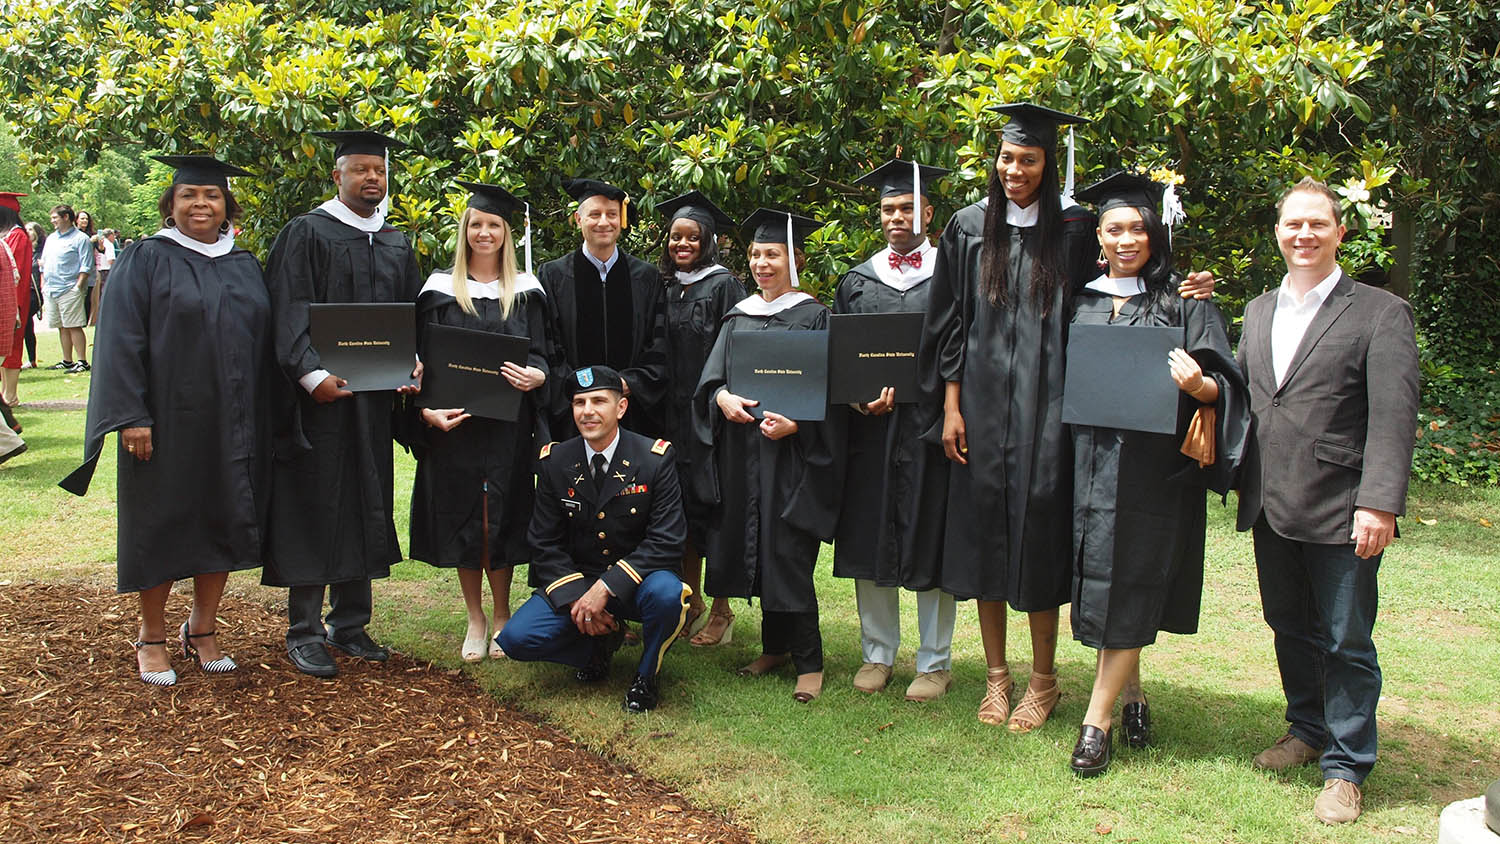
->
<box><xmin>180</xmin><ymin>622</ymin><xmax>238</xmax><ymax>674</ymax></box>
<box><xmin>134</xmin><ymin>639</ymin><xmax>177</xmax><ymax>686</ymax></box>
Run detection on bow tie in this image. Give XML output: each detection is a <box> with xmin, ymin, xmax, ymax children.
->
<box><xmin>889</xmin><ymin>250</ymin><xmax>923</xmax><ymax>270</ymax></box>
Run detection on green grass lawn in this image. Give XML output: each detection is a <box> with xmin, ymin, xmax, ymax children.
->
<box><xmin>5</xmin><ymin>327</ymin><xmax>1498</xmax><ymax>843</ymax></box>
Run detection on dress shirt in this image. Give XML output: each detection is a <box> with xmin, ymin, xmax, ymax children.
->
<box><xmin>585</xmin><ymin>430</ymin><xmax>621</xmax><ymax>472</ymax></box>
<box><xmin>582</xmin><ymin>246</ymin><xmax>619</xmax><ymax>283</ymax></box>
<box><xmin>40</xmin><ymin>227</ymin><xmax>95</xmax><ymax>296</ymax></box>
<box><xmin>1271</xmin><ymin>267</ymin><xmax>1342</xmax><ymax>388</ymax></box>
<box><xmin>871</xmin><ymin>241</ymin><xmax>936</xmax><ymax>292</ymax></box>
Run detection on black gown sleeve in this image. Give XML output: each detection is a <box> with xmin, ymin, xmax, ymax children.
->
<box><xmin>778</xmin><ymin>307</ymin><xmax>846</xmax><ymax>541</ymax></box>
<box><xmin>1179</xmin><ymin>296</ymin><xmax>1251</xmax><ymax>495</ymax></box>
<box><xmin>59</xmin><ymin>243</ymin><xmax>157</xmax><ymax>495</ymax></box>
<box><xmin>263</xmin><ymin>218</ymin><xmax>324</xmax><ymax>384</ymax></box>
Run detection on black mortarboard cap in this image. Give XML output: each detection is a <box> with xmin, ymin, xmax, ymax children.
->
<box><xmin>562</xmin><ymin>178</ymin><xmax>627</xmax><ymax>203</ymax></box>
<box><xmin>741</xmin><ymin>208</ymin><xmax>825</xmax><ymax>248</ymax></box>
<box><xmin>992</xmin><ymin>102</ymin><xmax>1090</xmax><ymax>149</ymax></box>
<box><xmin>312</xmin><ymin>130</ymin><xmax>406</xmax><ymax>159</ymax></box>
<box><xmin>568</xmin><ymin>365</ymin><xmax>626</xmax><ymax>397</ymax></box>
<box><xmin>657</xmin><ymin>190</ymin><xmax>735</xmax><ymax>236</ymax></box>
<box><xmin>456</xmin><ymin>180</ymin><xmax>526</xmax><ymax>221</ymax></box>
<box><xmin>150</xmin><ymin>155</ymin><xmax>252</xmax><ymax>189</ymax></box>
<box><xmin>1074</xmin><ymin>172</ymin><xmax>1166</xmax><ymax>215</ymax></box>
<box><xmin>853</xmin><ymin>159</ymin><xmax>950</xmax><ymax>199</ymax></box>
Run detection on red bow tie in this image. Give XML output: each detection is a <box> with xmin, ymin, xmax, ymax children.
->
<box><xmin>889</xmin><ymin>250</ymin><xmax>923</xmax><ymax>270</ymax></box>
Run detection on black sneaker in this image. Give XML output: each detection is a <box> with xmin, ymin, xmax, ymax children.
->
<box><xmin>48</xmin><ymin>361</ymin><xmax>73</xmax><ymax>370</ymax></box>
<box><xmin>68</xmin><ymin>361</ymin><xmax>91</xmax><ymax>373</ymax></box>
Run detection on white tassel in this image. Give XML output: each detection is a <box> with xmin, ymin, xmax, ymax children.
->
<box><xmin>786</xmin><ymin>212</ymin><xmax>799</xmax><ymax>289</ymax></box>
<box><xmin>1162</xmin><ymin>184</ymin><xmax>1186</xmax><ymax>246</ymax></box>
<box><xmin>522</xmin><ymin>202</ymin><xmax>533</xmax><ymax>278</ymax></box>
<box><xmin>377</xmin><ymin>148</ymin><xmax>391</xmax><ymax>218</ymax></box>
<box><xmin>1061</xmin><ymin>127</ymin><xmax>1077</xmax><ymax>205</ymax></box>
<box><xmin>912</xmin><ymin>158</ymin><xmax>923</xmax><ymax>235</ymax></box>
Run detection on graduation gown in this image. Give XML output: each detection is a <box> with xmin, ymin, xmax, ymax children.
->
<box><xmin>831</xmin><ymin>253</ymin><xmax>948</xmax><ymax>590</ymax></box>
<box><xmin>918</xmin><ymin>199</ymin><xmax>1097</xmax><ymax>609</ymax></box>
<box><xmin>260</xmin><ymin>208</ymin><xmax>423</xmax><ymax>587</ymax></box>
<box><xmin>692</xmin><ymin>295</ymin><xmax>842</xmax><ymax>613</ymax></box>
<box><xmin>60</xmin><ymin>236</ymin><xmax>275</xmax><ymax>593</ymax></box>
<box><xmin>1069</xmin><ymin>289</ymin><xmax>1249</xmax><ymax>648</ymax></box>
<box><xmin>538</xmin><ymin>247</ymin><xmax>669</xmax><ymax>438</ymax></box>
<box><xmin>404</xmin><ymin>272</ymin><xmax>553</xmax><ymax>569</ymax></box>
<box><xmin>664</xmin><ymin>266</ymin><xmax>747</xmax><ymax>545</ymax></box>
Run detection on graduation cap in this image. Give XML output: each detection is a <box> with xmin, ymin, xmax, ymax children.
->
<box><xmin>657</xmin><ymin>190</ymin><xmax>735</xmax><ymax>237</ymax></box>
<box><xmin>563</xmin><ymin>178</ymin><xmax>632</xmax><ymax>229</ymax></box>
<box><xmin>150</xmin><ymin>155</ymin><xmax>252</xmax><ymax>189</ymax></box>
<box><xmin>992</xmin><ymin>102</ymin><xmax>1091</xmax><ymax>203</ymax></box>
<box><xmin>458</xmin><ymin>180</ymin><xmax>534</xmax><ymax>277</ymax></box>
<box><xmin>741</xmin><ymin>208</ymin><xmax>826</xmax><ymax>289</ymax></box>
<box><xmin>853</xmin><ymin>159</ymin><xmax>951</xmax><ymax>235</ymax></box>
<box><xmin>0</xmin><ymin>192</ymin><xmax>26</xmax><ymax>213</ymax></box>
<box><xmin>312</xmin><ymin>130</ymin><xmax>407</xmax><ymax>159</ymax></box>
<box><xmin>1074</xmin><ymin>172</ymin><xmax>1166</xmax><ymax>215</ymax></box>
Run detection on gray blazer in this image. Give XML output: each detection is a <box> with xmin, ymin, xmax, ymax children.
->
<box><xmin>1235</xmin><ymin>271</ymin><xmax>1419</xmax><ymax>544</ymax></box>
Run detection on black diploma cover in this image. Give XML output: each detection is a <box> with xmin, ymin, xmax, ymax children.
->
<box><xmin>308</xmin><ymin>302</ymin><xmax>418</xmax><ymax>392</ymax></box>
<box><xmin>1062</xmin><ymin>323</ymin><xmax>1183</xmax><ymax>434</ymax></box>
<box><xmin>827</xmin><ymin>312</ymin><xmax>924</xmax><ymax>405</ymax></box>
<box><xmin>417</xmin><ymin>324</ymin><xmax>530</xmax><ymax>421</ymax></box>
<box><xmin>727</xmin><ymin>329</ymin><xmax>829</xmax><ymax>421</ymax></box>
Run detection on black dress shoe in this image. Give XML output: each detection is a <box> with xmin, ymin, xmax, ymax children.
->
<box><xmin>288</xmin><ymin>642</ymin><xmax>338</xmax><ymax>677</ymax></box>
<box><xmin>1070</xmin><ymin>724</ymin><xmax>1112</xmax><ymax>777</ymax></box>
<box><xmin>325</xmin><ymin>628</ymin><xmax>390</xmax><ymax>661</ymax></box>
<box><xmin>1122</xmin><ymin>701</ymin><xmax>1151</xmax><ymax>749</ymax></box>
<box><xmin>622</xmin><ymin>673</ymin><xmax>660</xmax><ymax>713</ymax></box>
<box><xmin>575</xmin><ymin>627</ymin><xmax>624</xmax><ymax>683</ymax></box>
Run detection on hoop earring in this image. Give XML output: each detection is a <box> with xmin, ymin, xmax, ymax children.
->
<box><xmin>219</xmin><ymin>221</ymin><xmax>231</xmax><ymax>234</ymax></box>
<box><xmin>165</xmin><ymin>217</ymin><xmax>176</xmax><ymax>229</ymax></box>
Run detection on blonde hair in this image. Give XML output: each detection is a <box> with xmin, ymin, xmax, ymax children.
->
<box><xmin>451</xmin><ymin>205</ymin><xmax>519</xmax><ymax>318</ymax></box>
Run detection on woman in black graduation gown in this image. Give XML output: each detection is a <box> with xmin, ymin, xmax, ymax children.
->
<box><xmin>1064</xmin><ymin>173</ymin><xmax>1248</xmax><ymax>776</ymax></box>
<box><xmin>693</xmin><ymin>209</ymin><xmax>841</xmax><ymax>703</ymax></box>
<box><xmin>61</xmin><ymin>156</ymin><xmax>275</xmax><ymax>686</ymax></box>
<box><xmin>654</xmin><ymin>191</ymin><xmax>747</xmax><ymax>645</ymax></box>
<box><xmin>406</xmin><ymin>182</ymin><xmax>551</xmax><ymax>662</ymax></box>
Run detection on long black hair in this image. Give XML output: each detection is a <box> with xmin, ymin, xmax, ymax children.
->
<box><xmin>978</xmin><ymin>147</ymin><xmax>1068</xmax><ymax>314</ymax></box>
<box><xmin>0</xmin><ymin>206</ymin><xmax>21</xmax><ymax>230</ymax></box>
<box><xmin>1129</xmin><ymin>202</ymin><xmax>1178</xmax><ymax>323</ymax></box>
<box><xmin>656</xmin><ymin>215</ymin><xmax>723</xmax><ymax>280</ymax></box>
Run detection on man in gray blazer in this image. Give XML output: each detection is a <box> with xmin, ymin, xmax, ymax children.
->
<box><xmin>1236</xmin><ymin>177</ymin><xmax>1419</xmax><ymax>825</ymax></box>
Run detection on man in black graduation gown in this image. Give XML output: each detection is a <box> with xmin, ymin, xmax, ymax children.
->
<box><xmin>537</xmin><ymin>179</ymin><xmax>669</xmax><ymax>438</ymax></box>
<box><xmin>262</xmin><ymin>129</ymin><xmax>424</xmax><ymax>678</ymax></box>
<box><xmin>497</xmin><ymin>366</ymin><xmax>689</xmax><ymax>713</ymax></box>
<box><xmin>833</xmin><ymin>159</ymin><xmax>957</xmax><ymax>701</ymax></box>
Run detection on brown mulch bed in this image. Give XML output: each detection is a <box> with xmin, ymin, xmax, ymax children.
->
<box><xmin>0</xmin><ymin>584</ymin><xmax>753</xmax><ymax>844</ymax></box>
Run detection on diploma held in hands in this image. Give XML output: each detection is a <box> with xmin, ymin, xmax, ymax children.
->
<box><xmin>827</xmin><ymin>312</ymin><xmax>924</xmax><ymax>405</ymax></box>
<box><xmin>727</xmin><ymin>329</ymin><xmax>829</xmax><ymax>422</ymax></box>
<box><xmin>417</xmin><ymin>324</ymin><xmax>530</xmax><ymax>421</ymax></box>
<box><xmin>308</xmin><ymin>302</ymin><xmax>418</xmax><ymax>391</ymax></box>
<box><xmin>1062</xmin><ymin>324</ymin><xmax>1182</xmax><ymax>434</ymax></box>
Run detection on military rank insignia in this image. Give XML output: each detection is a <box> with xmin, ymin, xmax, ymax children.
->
<box><xmin>651</xmin><ymin>438</ymin><xmax>670</xmax><ymax>455</ymax></box>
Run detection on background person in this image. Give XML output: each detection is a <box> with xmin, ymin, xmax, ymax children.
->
<box><xmin>23</xmin><ymin>221</ymin><xmax>45</xmax><ymax>368</ymax></box>
<box><xmin>407</xmin><ymin>181</ymin><xmax>551</xmax><ymax>662</ymax></box>
<box><xmin>59</xmin><ymin>155</ymin><xmax>275</xmax><ymax>686</ymax></box>
<box><xmin>40</xmin><ymin>204</ymin><xmax>93</xmax><ymax>373</ymax></box>
<box><xmin>1</xmin><ymin>193</ymin><xmax>33</xmax><ymax>406</ymax></box>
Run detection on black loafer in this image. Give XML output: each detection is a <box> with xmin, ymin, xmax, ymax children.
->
<box><xmin>1122</xmin><ymin>701</ymin><xmax>1151</xmax><ymax>749</ymax></box>
<box><xmin>623</xmin><ymin>673</ymin><xmax>660</xmax><ymax>713</ymax></box>
<box><xmin>325</xmin><ymin>628</ymin><xmax>389</xmax><ymax>661</ymax></box>
<box><xmin>1070</xmin><ymin>724</ymin><xmax>1112</xmax><ymax>777</ymax></box>
<box><xmin>288</xmin><ymin>642</ymin><xmax>338</xmax><ymax>677</ymax></box>
<box><xmin>576</xmin><ymin>628</ymin><xmax>624</xmax><ymax>683</ymax></box>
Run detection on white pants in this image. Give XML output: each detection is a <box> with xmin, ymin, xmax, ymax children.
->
<box><xmin>855</xmin><ymin>579</ymin><xmax>956</xmax><ymax>673</ymax></box>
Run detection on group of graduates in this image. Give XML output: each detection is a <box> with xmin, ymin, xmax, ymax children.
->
<box><xmin>59</xmin><ymin>100</ymin><xmax>1417</xmax><ymax>815</ymax></box>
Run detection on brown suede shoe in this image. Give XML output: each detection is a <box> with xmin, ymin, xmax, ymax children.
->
<box><xmin>1313</xmin><ymin>778</ymin><xmax>1362</xmax><ymax>824</ymax></box>
<box><xmin>904</xmin><ymin>670</ymin><xmax>953</xmax><ymax>702</ymax></box>
<box><xmin>1252</xmin><ymin>733</ymin><xmax>1321</xmax><ymax>771</ymax></box>
<box><xmin>853</xmin><ymin>662</ymin><xmax>893</xmax><ymax>693</ymax></box>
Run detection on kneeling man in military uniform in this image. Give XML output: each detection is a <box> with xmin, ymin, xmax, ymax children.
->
<box><xmin>498</xmin><ymin>365</ymin><xmax>690</xmax><ymax>712</ymax></box>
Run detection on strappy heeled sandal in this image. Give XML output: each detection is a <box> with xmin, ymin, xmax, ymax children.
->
<box><xmin>978</xmin><ymin>664</ymin><xmax>1014</xmax><ymax>725</ymax></box>
<box><xmin>180</xmin><ymin>622</ymin><xmax>238</xmax><ymax>674</ymax></box>
<box><xmin>1007</xmin><ymin>670</ymin><xmax>1060</xmax><ymax>733</ymax></box>
<box><xmin>690</xmin><ymin>609</ymin><xmax>735</xmax><ymax>647</ymax></box>
<box><xmin>134</xmin><ymin>639</ymin><xmax>177</xmax><ymax>686</ymax></box>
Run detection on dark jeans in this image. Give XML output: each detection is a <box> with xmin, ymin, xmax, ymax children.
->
<box><xmin>1253</xmin><ymin>518</ymin><xmax>1382</xmax><ymax>784</ymax></box>
<box><xmin>287</xmin><ymin>580</ymin><xmax>374</xmax><ymax>648</ymax></box>
<box><xmin>762</xmin><ymin>609</ymin><xmax>823</xmax><ymax>674</ymax></box>
<box><xmin>498</xmin><ymin>570</ymin><xmax>690</xmax><ymax>678</ymax></box>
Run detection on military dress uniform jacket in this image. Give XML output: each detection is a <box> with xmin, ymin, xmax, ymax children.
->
<box><xmin>527</xmin><ymin>429</ymin><xmax>687</xmax><ymax>610</ymax></box>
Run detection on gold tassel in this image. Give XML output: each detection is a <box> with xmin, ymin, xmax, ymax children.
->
<box><xmin>1180</xmin><ymin>406</ymin><xmax>1216</xmax><ymax>468</ymax></box>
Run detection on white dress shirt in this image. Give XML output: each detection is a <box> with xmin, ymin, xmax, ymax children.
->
<box><xmin>583</xmin><ymin>246</ymin><xmax>619</xmax><ymax>283</ymax></box>
<box><xmin>585</xmin><ymin>431</ymin><xmax>621</xmax><ymax>472</ymax></box>
<box><xmin>1271</xmin><ymin>268</ymin><xmax>1342</xmax><ymax>388</ymax></box>
<box><xmin>871</xmin><ymin>241</ymin><xmax>936</xmax><ymax>292</ymax></box>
